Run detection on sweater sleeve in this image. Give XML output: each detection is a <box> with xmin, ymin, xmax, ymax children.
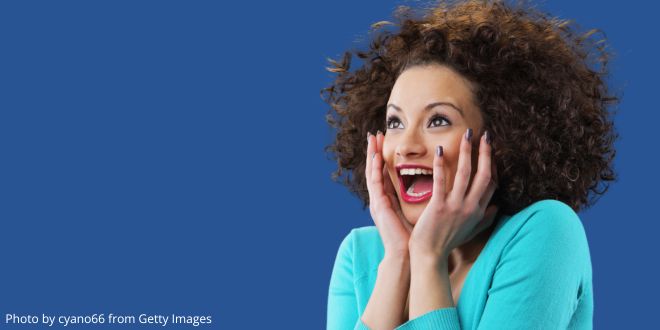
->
<box><xmin>327</xmin><ymin>229</ymin><xmax>368</xmax><ymax>330</ymax></box>
<box><xmin>395</xmin><ymin>307</ymin><xmax>461</xmax><ymax>330</ymax></box>
<box><xmin>476</xmin><ymin>201</ymin><xmax>590</xmax><ymax>329</ymax></box>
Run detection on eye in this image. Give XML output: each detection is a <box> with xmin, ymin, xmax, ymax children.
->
<box><xmin>428</xmin><ymin>114</ymin><xmax>451</xmax><ymax>128</ymax></box>
<box><xmin>386</xmin><ymin>115</ymin><xmax>404</xmax><ymax>129</ymax></box>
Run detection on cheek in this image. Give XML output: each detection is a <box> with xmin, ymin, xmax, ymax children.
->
<box><xmin>381</xmin><ymin>139</ymin><xmax>398</xmax><ymax>184</ymax></box>
<box><xmin>382</xmin><ymin>140</ymin><xmax>395</xmax><ymax>161</ymax></box>
<box><xmin>440</xmin><ymin>138</ymin><xmax>463</xmax><ymax>189</ymax></box>
<box><xmin>442</xmin><ymin>142</ymin><xmax>482</xmax><ymax>192</ymax></box>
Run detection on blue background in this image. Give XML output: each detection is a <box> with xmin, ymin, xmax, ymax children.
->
<box><xmin>1</xmin><ymin>0</ymin><xmax>657</xmax><ymax>329</ymax></box>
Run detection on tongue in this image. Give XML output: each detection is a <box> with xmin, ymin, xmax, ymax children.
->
<box><xmin>411</xmin><ymin>175</ymin><xmax>433</xmax><ymax>194</ymax></box>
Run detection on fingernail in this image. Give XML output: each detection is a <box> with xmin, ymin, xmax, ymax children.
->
<box><xmin>367</xmin><ymin>131</ymin><xmax>371</xmax><ymax>141</ymax></box>
<box><xmin>371</xmin><ymin>152</ymin><xmax>376</xmax><ymax>160</ymax></box>
<box><xmin>436</xmin><ymin>145</ymin><xmax>443</xmax><ymax>157</ymax></box>
<box><xmin>465</xmin><ymin>128</ymin><xmax>473</xmax><ymax>141</ymax></box>
<box><xmin>377</xmin><ymin>130</ymin><xmax>383</xmax><ymax>136</ymax></box>
<box><xmin>484</xmin><ymin>130</ymin><xmax>491</xmax><ymax>144</ymax></box>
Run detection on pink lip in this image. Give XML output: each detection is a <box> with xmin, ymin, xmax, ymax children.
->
<box><xmin>395</xmin><ymin>164</ymin><xmax>433</xmax><ymax>204</ymax></box>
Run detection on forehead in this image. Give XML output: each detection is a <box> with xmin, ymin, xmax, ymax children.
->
<box><xmin>387</xmin><ymin>64</ymin><xmax>480</xmax><ymax>119</ymax></box>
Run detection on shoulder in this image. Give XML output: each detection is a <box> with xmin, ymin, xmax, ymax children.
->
<box><xmin>509</xmin><ymin>199</ymin><xmax>587</xmax><ymax>244</ymax></box>
<box><xmin>335</xmin><ymin>226</ymin><xmax>384</xmax><ymax>279</ymax></box>
<box><xmin>494</xmin><ymin>199</ymin><xmax>592</xmax><ymax>275</ymax></box>
<box><xmin>523</xmin><ymin>199</ymin><xmax>581</xmax><ymax>224</ymax></box>
<box><xmin>351</xmin><ymin>225</ymin><xmax>382</xmax><ymax>244</ymax></box>
<box><xmin>338</xmin><ymin>226</ymin><xmax>382</xmax><ymax>248</ymax></box>
<box><xmin>476</xmin><ymin>201</ymin><xmax>593</xmax><ymax>327</ymax></box>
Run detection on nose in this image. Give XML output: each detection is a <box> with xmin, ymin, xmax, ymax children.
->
<box><xmin>395</xmin><ymin>131</ymin><xmax>427</xmax><ymax>159</ymax></box>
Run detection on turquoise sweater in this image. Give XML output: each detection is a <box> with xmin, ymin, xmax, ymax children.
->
<box><xmin>327</xmin><ymin>200</ymin><xmax>593</xmax><ymax>329</ymax></box>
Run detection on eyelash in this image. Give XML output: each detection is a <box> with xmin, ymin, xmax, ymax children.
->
<box><xmin>386</xmin><ymin>114</ymin><xmax>451</xmax><ymax>129</ymax></box>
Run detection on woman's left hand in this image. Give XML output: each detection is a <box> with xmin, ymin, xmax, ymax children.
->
<box><xmin>408</xmin><ymin>129</ymin><xmax>499</xmax><ymax>260</ymax></box>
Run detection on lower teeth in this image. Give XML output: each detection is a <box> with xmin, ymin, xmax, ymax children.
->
<box><xmin>406</xmin><ymin>183</ymin><xmax>430</xmax><ymax>197</ymax></box>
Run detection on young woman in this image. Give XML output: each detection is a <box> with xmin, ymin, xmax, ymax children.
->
<box><xmin>323</xmin><ymin>1</ymin><xmax>617</xmax><ymax>329</ymax></box>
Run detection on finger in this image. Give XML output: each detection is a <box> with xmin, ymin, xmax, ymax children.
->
<box><xmin>466</xmin><ymin>130</ymin><xmax>493</xmax><ymax>207</ymax></box>
<box><xmin>430</xmin><ymin>145</ymin><xmax>446</xmax><ymax>203</ymax></box>
<box><xmin>371</xmin><ymin>143</ymin><xmax>385</xmax><ymax>198</ymax></box>
<box><xmin>378</xmin><ymin>130</ymin><xmax>403</xmax><ymax>215</ymax></box>
<box><xmin>370</xmin><ymin>130</ymin><xmax>386</xmax><ymax>198</ymax></box>
<box><xmin>367</xmin><ymin>130</ymin><xmax>383</xmax><ymax>185</ymax></box>
<box><xmin>479</xmin><ymin>177</ymin><xmax>497</xmax><ymax>209</ymax></box>
<box><xmin>365</xmin><ymin>132</ymin><xmax>374</xmax><ymax>184</ymax></box>
<box><xmin>449</xmin><ymin>128</ymin><xmax>473</xmax><ymax>202</ymax></box>
<box><xmin>376</xmin><ymin>130</ymin><xmax>384</xmax><ymax>154</ymax></box>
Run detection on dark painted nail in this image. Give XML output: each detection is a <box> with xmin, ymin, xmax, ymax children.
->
<box><xmin>465</xmin><ymin>128</ymin><xmax>473</xmax><ymax>141</ymax></box>
<box><xmin>436</xmin><ymin>145</ymin><xmax>443</xmax><ymax>157</ymax></box>
<box><xmin>485</xmin><ymin>130</ymin><xmax>491</xmax><ymax>144</ymax></box>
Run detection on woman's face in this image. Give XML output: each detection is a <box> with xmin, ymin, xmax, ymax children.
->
<box><xmin>383</xmin><ymin>64</ymin><xmax>484</xmax><ymax>225</ymax></box>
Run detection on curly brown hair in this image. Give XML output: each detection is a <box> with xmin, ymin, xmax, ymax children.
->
<box><xmin>322</xmin><ymin>0</ymin><xmax>619</xmax><ymax>215</ymax></box>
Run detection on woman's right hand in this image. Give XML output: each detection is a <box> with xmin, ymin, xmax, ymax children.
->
<box><xmin>362</xmin><ymin>131</ymin><xmax>413</xmax><ymax>329</ymax></box>
<box><xmin>366</xmin><ymin>131</ymin><xmax>413</xmax><ymax>257</ymax></box>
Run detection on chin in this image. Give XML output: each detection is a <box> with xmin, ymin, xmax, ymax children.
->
<box><xmin>401</xmin><ymin>202</ymin><xmax>428</xmax><ymax>226</ymax></box>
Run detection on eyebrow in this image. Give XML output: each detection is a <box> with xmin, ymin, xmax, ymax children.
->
<box><xmin>387</xmin><ymin>102</ymin><xmax>464</xmax><ymax>117</ymax></box>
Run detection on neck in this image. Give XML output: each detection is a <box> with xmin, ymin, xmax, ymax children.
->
<box><xmin>448</xmin><ymin>220</ymin><xmax>497</xmax><ymax>273</ymax></box>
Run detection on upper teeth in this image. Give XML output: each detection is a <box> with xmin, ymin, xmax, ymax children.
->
<box><xmin>399</xmin><ymin>168</ymin><xmax>432</xmax><ymax>175</ymax></box>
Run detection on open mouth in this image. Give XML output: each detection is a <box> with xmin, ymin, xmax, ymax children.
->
<box><xmin>396</xmin><ymin>165</ymin><xmax>434</xmax><ymax>203</ymax></box>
